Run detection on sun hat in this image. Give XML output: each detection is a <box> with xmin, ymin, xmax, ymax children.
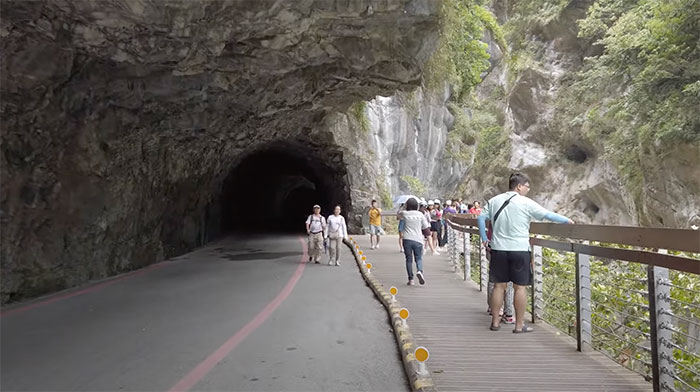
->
<box><xmin>446</xmin><ymin>200</ymin><xmax>452</xmax><ymax>206</ymax></box>
<box><xmin>313</xmin><ymin>204</ymin><xmax>321</xmax><ymax>209</ymax></box>
<box><xmin>427</xmin><ymin>199</ymin><xmax>434</xmax><ymax>205</ymax></box>
<box><xmin>434</xmin><ymin>199</ymin><xmax>441</xmax><ymax>205</ymax></box>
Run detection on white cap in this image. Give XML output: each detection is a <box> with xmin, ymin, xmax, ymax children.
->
<box><xmin>434</xmin><ymin>199</ymin><xmax>440</xmax><ymax>205</ymax></box>
<box><xmin>446</xmin><ymin>200</ymin><xmax>452</xmax><ymax>205</ymax></box>
<box><xmin>427</xmin><ymin>199</ymin><xmax>434</xmax><ymax>205</ymax></box>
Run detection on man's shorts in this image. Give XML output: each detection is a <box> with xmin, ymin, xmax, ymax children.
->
<box><xmin>489</xmin><ymin>250</ymin><xmax>532</xmax><ymax>286</ymax></box>
<box><xmin>369</xmin><ymin>224</ymin><xmax>383</xmax><ymax>235</ymax></box>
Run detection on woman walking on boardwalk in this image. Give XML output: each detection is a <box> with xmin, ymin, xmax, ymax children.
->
<box><xmin>399</xmin><ymin>197</ymin><xmax>430</xmax><ymax>286</ymax></box>
<box><xmin>326</xmin><ymin>205</ymin><xmax>348</xmax><ymax>266</ymax></box>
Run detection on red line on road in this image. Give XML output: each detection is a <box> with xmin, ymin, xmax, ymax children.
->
<box><xmin>169</xmin><ymin>236</ymin><xmax>309</xmax><ymax>392</ymax></box>
<box><xmin>0</xmin><ymin>262</ymin><xmax>168</xmax><ymax>318</ymax></box>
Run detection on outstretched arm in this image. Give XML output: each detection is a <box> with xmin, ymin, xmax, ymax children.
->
<box><xmin>544</xmin><ymin>211</ymin><xmax>574</xmax><ymax>224</ymax></box>
<box><xmin>477</xmin><ymin>214</ymin><xmax>489</xmax><ymax>243</ymax></box>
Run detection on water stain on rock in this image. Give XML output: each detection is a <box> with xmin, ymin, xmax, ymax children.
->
<box><xmin>286</xmin><ymin>346</ymin><xmax>297</xmax><ymax>351</ymax></box>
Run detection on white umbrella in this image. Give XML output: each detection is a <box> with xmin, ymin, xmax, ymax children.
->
<box><xmin>393</xmin><ymin>194</ymin><xmax>419</xmax><ymax>207</ymax></box>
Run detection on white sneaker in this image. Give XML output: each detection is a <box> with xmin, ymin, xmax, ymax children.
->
<box><xmin>328</xmin><ymin>260</ymin><xmax>333</xmax><ymax>266</ymax></box>
<box><xmin>432</xmin><ymin>250</ymin><xmax>440</xmax><ymax>256</ymax></box>
<box><xmin>416</xmin><ymin>271</ymin><xmax>425</xmax><ymax>285</ymax></box>
<box><xmin>370</xmin><ymin>245</ymin><xmax>375</xmax><ymax>250</ymax></box>
<box><xmin>335</xmin><ymin>261</ymin><xmax>341</xmax><ymax>267</ymax></box>
<box><xmin>375</xmin><ymin>244</ymin><xmax>380</xmax><ymax>249</ymax></box>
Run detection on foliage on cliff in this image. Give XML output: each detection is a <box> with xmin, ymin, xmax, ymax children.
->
<box><xmin>424</xmin><ymin>0</ymin><xmax>504</xmax><ymax>100</ymax></box>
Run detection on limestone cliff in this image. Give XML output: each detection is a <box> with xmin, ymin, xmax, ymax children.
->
<box><xmin>349</xmin><ymin>0</ymin><xmax>699</xmax><ymax>229</ymax></box>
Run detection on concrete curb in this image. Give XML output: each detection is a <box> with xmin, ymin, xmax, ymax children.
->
<box><xmin>343</xmin><ymin>238</ymin><xmax>436</xmax><ymax>392</ymax></box>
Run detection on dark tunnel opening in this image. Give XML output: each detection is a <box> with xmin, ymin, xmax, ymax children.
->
<box><xmin>219</xmin><ymin>145</ymin><xmax>351</xmax><ymax>234</ymax></box>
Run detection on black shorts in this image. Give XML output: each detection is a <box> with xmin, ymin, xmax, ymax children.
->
<box><xmin>430</xmin><ymin>222</ymin><xmax>440</xmax><ymax>232</ymax></box>
<box><xmin>489</xmin><ymin>250</ymin><xmax>532</xmax><ymax>286</ymax></box>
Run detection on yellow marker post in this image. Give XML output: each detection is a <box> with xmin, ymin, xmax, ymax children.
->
<box><xmin>355</xmin><ymin>244</ymin><xmax>360</xmax><ymax>249</ymax></box>
<box><xmin>349</xmin><ymin>237</ymin><xmax>353</xmax><ymax>241</ymax></box>
<box><xmin>399</xmin><ymin>307</ymin><xmax>409</xmax><ymax>328</ymax></box>
<box><xmin>365</xmin><ymin>262</ymin><xmax>372</xmax><ymax>274</ymax></box>
<box><xmin>358</xmin><ymin>250</ymin><xmax>363</xmax><ymax>256</ymax></box>
<box><xmin>415</xmin><ymin>346</ymin><xmax>430</xmax><ymax>375</ymax></box>
<box><xmin>389</xmin><ymin>286</ymin><xmax>398</xmax><ymax>302</ymax></box>
<box><xmin>361</xmin><ymin>255</ymin><xmax>367</xmax><ymax>265</ymax></box>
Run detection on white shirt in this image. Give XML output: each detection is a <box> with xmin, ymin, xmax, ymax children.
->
<box><xmin>482</xmin><ymin>191</ymin><xmax>549</xmax><ymax>251</ymax></box>
<box><xmin>306</xmin><ymin>214</ymin><xmax>326</xmax><ymax>234</ymax></box>
<box><xmin>326</xmin><ymin>215</ymin><xmax>348</xmax><ymax>238</ymax></box>
<box><xmin>400</xmin><ymin>210</ymin><xmax>430</xmax><ymax>244</ymax></box>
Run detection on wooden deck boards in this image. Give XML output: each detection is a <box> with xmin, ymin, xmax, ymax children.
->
<box><xmin>354</xmin><ymin>235</ymin><xmax>651</xmax><ymax>392</ymax></box>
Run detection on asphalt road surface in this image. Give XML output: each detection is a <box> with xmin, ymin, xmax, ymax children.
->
<box><xmin>1</xmin><ymin>235</ymin><xmax>407</xmax><ymax>391</ymax></box>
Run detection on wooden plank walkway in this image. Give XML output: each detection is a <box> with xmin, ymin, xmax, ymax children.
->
<box><xmin>354</xmin><ymin>235</ymin><xmax>652</xmax><ymax>392</ymax></box>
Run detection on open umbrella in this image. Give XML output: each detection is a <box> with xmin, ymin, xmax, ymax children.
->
<box><xmin>393</xmin><ymin>194</ymin><xmax>419</xmax><ymax>207</ymax></box>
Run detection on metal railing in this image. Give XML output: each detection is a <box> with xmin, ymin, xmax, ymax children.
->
<box><xmin>446</xmin><ymin>214</ymin><xmax>700</xmax><ymax>392</ymax></box>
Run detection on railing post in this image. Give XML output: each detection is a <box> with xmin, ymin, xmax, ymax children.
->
<box><xmin>647</xmin><ymin>261</ymin><xmax>674</xmax><ymax>392</ymax></box>
<box><xmin>448</xmin><ymin>226</ymin><xmax>457</xmax><ymax>272</ymax></box>
<box><xmin>463</xmin><ymin>233</ymin><xmax>470</xmax><ymax>281</ymax></box>
<box><xmin>531</xmin><ymin>244</ymin><xmax>543</xmax><ymax>324</ymax></box>
<box><xmin>575</xmin><ymin>252</ymin><xmax>592</xmax><ymax>352</ymax></box>
<box><xmin>479</xmin><ymin>242</ymin><xmax>487</xmax><ymax>292</ymax></box>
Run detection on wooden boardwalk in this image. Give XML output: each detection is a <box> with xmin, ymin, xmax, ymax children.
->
<box><xmin>354</xmin><ymin>235</ymin><xmax>652</xmax><ymax>392</ymax></box>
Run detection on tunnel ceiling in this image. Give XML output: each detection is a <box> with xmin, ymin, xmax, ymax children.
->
<box><xmin>0</xmin><ymin>0</ymin><xmax>440</xmax><ymax>303</ymax></box>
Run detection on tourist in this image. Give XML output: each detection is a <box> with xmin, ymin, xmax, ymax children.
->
<box><xmin>421</xmin><ymin>201</ymin><xmax>436</xmax><ymax>255</ymax></box>
<box><xmin>478</xmin><ymin>173</ymin><xmax>573</xmax><ymax>332</ymax></box>
<box><xmin>397</xmin><ymin>203</ymin><xmax>406</xmax><ymax>253</ymax></box>
<box><xmin>305</xmin><ymin>205</ymin><xmax>327</xmax><ymax>264</ymax></box>
<box><xmin>326</xmin><ymin>205</ymin><xmax>348</xmax><ymax>267</ymax></box>
<box><xmin>469</xmin><ymin>201</ymin><xmax>482</xmax><ymax>215</ymax></box>
<box><xmin>429</xmin><ymin>200</ymin><xmax>442</xmax><ymax>254</ymax></box>
<box><xmin>399</xmin><ymin>197</ymin><xmax>430</xmax><ymax>286</ymax></box>
<box><xmin>442</xmin><ymin>200</ymin><xmax>458</xmax><ymax>245</ymax></box>
<box><xmin>368</xmin><ymin>200</ymin><xmax>383</xmax><ymax>249</ymax></box>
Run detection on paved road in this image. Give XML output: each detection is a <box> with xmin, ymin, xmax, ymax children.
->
<box><xmin>1</xmin><ymin>235</ymin><xmax>407</xmax><ymax>391</ymax></box>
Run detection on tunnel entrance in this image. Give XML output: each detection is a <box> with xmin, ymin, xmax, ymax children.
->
<box><xmin>219</xmin><ymin>144</ymin><xmax>351</xmax><ymax>234</ymax></box>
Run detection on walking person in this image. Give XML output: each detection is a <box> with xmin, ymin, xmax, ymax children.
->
<box><xmin>397</xmin><ymin>203</ymin><xmax>406</xmax><ymax>253</ymax></box>
<box><xmin>399</xmin><ymin>197</ymin><xmax>430</xmax><ymax>286</ymax></box>
<box><xmin>326</xmin><ymin>205</ymin><xmax>348</xmax><ymax>266</ymax></box>
<box><xmin>478</xmin><ymin>173</ymin><xmax>573</xmax><ymax>333</ymax></box>
<box><xmin>421</xmin><ymin>202</ymin><xmax>436</xmax><ymax>255</ymax></box>
<box><xmin>429</xmin><ymin>200</ymin><xmax>442</xmax><ymax>254</ymax></box>
<box><xmin>306</xmin><ymin>205</ymin><xmax>327</xmax><ymax>264</ymax></box>
<box><xmin>368</xmin><ymin>200</ymin><xmax>383</xmax><ymax>249</ymax></box>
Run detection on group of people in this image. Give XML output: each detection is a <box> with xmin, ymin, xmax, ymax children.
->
<box><xmin>304</xmin><ymin>172</ymin><xmax>574</xmax><ymax>334</ymax></box>
<box><xmin>305</xmin><ymin>204</ymin><xmax>348</xmax><ymax>266</ymax></box>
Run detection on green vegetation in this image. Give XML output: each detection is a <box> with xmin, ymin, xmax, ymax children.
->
<box><xmin>400</xmin><ymin>175</ymin><xmax>427</xmax><ymax>196</ymax></box>
<box><xmin>376</xmin><ymin>178</ymin><xmax>393</xmax><ymax>209</ymax></box>
<box><xmin>424</xmin><ymin>0</ymin><xmax>504</xmax><ymax>101</ymax></box>
<box><xmin>349</xmin><ymin>101</ymin><xmax>370</xmax><ymax>134</ymax></box>
<box><xmin>531</xmin><ymin>247</ymin><xmax>700</xmax><ymax>390</ymax></box>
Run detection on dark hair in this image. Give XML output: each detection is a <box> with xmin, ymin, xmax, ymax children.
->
<box><xmin>467</xmin><ymin>204</ymin><xmax>474</xmax><ymax>209</ymax></box>
<box><xmin>371</xmin><ymin>199</ymin><xmax>377</xmax><ymax>203</ymax></box>
<box><xmin>406</xmin><ymin>197</ymin><xmax>419</xmax><ymax>211</ymax></box>
<box><xmin>509</xmin><ymin>173</ymin><xmax>530</xmax><ymax>190</ymax></box>
<box><xmin>473</xmin><ymin>200</ymin><xmax>479</xmax><ymax>204</ymax></box>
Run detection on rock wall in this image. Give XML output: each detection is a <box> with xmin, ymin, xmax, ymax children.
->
<box><xmin>350</xmin><ymin>0</ymin><xmax>699</xmax><ymax>229</ymax></box>
<box><xmin>0</xmin><ymin>0</ymin><xmax>440</xmax><ymax>303</ymax></box>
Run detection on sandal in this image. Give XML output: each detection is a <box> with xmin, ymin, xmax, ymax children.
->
<box><xmin>489</xmin><ymin>324</ymin><xmax>501</xmax><ymax>331</ymax></box>
<box><xmin>513</xmin><ymin>325</ymin><xmax>534</xmax><ymax>333</ymax></box>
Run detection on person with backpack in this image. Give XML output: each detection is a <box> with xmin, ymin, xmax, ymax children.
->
<box><xmin>306</xmin><ymin>204</ymin><xmax>327</xmax><ymax>264</ymax></box>
<box><xmin>326</xmin><ymin>205</ymin><xmax>348</xmax><ymax>266</ymax></box>
<box><xmin>399</xmin><ymin>197</ymin><xmax>430</xmax><ymax>286</ymax></box>
<box><xmin>478</xmin><ymin>173</ymin><xmax>573</xmax><ymax>333</ymax></box>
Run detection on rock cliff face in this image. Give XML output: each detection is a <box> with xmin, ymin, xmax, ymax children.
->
<box><xmin>351</xmin><ymin>0</ymin><xmax>699</xmax><ymax>229</ymax></box>
<box><xmin>0</xmin><ymin>0</ymin><xmax>440</xmax><ymax>303</ymax></box>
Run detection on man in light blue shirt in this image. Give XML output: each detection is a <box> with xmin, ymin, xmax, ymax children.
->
<box><xmin>478</xmin><ymin>173</ymin><xmax>573</xmax><ymax>333</ymax></box>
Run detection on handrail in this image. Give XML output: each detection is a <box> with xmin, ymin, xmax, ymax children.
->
<box><xmin>448</xmin><ymin>214</ymin><xmax>700</xmax><ymax>258</ymax></box>
<box><xmin>445</xmin><ymin>214</ymin><xmax>700</xmax><ymax>392</ymax></box>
